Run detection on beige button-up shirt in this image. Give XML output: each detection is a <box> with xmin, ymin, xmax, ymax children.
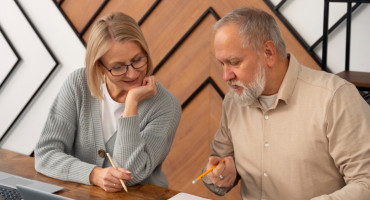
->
<box><xmin>207</xmin><ymin>54</ymin><xmax>370</xmax><ymax>199</ymax></box>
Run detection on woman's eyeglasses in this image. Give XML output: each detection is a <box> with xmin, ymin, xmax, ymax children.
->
<box><xmin>100</xmin><ymin>55</ymin><xmax>148</xmax><ymax>76</ymax></box>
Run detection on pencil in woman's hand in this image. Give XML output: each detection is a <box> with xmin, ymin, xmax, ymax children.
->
<box><xmin>106</xmin><ymin>153</ymin><xmax>128</xmax><ymax>192</ymax></box>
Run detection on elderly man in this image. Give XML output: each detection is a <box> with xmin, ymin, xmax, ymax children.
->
<box><xmin>202</xmin><ymin>6</ymin><xmax>370</xmax><ymax>200</ymax></box>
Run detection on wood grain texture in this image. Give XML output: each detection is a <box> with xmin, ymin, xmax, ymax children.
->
<box><xmin>0</xmin><ymin>149</ymin><xmax>178</xmax><ymax>200</ymax></box>
<box><xmin>336</xmin><ymin>71</ymin><xmax>370</xmax><ymax>88</ymax></box>
<box><xmin>56</xmin><ymin>1</ymin><xmax>321</xmax><ymax>199</ymax></box>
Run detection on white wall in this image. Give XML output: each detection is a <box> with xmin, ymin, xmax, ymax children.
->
<box><xmin>0</xmin><ymin>0</ymin><xmax>85</xmax><ymax>155</ymax></box>
<box><xmin>274</xmin><ymin>0</ymin><xmax>370</xmax><ymax>73</ymax></box>
<box><xmin>0</xmin><ymin>0</ymin><xmax>369</xmax><ymax>155</ymax></box>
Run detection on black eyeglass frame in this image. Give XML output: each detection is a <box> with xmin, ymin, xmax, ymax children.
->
<box><xmin>99</xmin><ymin>55</ymin><xmax>148</xmax><ymax>76</ymax></box>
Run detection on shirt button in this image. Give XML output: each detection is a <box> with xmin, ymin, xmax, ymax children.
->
<box><xmin>264</xmin><ymin>143</ymin><xmax>269</xmax><ymax>147</ymax></box>
<box><xmin>264</xmin><ymin>172</ymin><xmax>268</xmax><ymax>177</ymax></box>
<box><xmin>98</xmin><ymin>149</ymin><xmax>105</xmax><ymax>158</ymax></box>
<box><xmin>264</xmin><ymin>115</ymin><xmax>269</xmax><ymax>120</ymax></box>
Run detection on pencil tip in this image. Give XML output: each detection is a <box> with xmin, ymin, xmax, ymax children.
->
<box><xmin>192</xmin><ymin>180</ymin><xmax>197</xmax><ymax>184</ymax></box>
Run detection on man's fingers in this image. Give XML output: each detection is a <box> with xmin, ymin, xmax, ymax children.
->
<box><xmin>208</xmin><ymin>156</ymin><xmax>223</xmax><ymax>166</ymax></box>
<box><xmin>206</xmin><ymin>156</ymin><xmax>237</xmax><ymax>188</ymax></box>
<box><xmin>213</xmin><ymin>164</ymin><xmax>225</xmax><ymax>176</ymax></box>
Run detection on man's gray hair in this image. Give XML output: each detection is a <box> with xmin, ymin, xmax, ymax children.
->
<box><xmin>214</xmin><ymin>7</ymin><xmax>287</xmax><ymax>58</ymax></box>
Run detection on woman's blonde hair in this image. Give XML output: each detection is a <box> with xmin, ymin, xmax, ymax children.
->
<box><xmin>85</xmin><ymin>12</ymin><xmax>153</xmax><ymax>99</ymax></box>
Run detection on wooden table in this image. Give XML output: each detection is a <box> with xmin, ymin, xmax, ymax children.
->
<box><xmin>0</xmin><ymin>149</ymin><xmax>179</xmax><ymax>199</ymax></box>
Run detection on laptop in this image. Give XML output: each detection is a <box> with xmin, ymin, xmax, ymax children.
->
<box><xmin>0</xmin><ymin>171</ymin><xmax>63</xmax><ymax>193</ymax></box>
<box><xmin>16</xmin><ymin>185</ymin><xmax>73</xmax><ymax>200</ymax></box>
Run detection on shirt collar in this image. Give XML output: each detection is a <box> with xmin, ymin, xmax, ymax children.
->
<box><xmin>275</xmin><ymin>53</ymin><xmax>300</xmax><ymax>105</ymax></box>
<box><xmin>252</xmin><ymin>53</ymin><xmax>300</xmax><ymax>109</ymax></box>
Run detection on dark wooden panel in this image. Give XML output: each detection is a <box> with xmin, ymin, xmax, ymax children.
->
<box><xmin>337</xmin><ymin>71</ymin><xmax>370</xmax><ymax>88</ymax></box>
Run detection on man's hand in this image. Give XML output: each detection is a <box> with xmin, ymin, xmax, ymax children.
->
<box><xmin>206</xmin><ymin>156</ymin><xmax>236</xmax><ymax>188</ymax></box>
<box><xmin>89</xmin><ymin>167</ymin><xmax>132</xmax><ymax>192</ymax></box>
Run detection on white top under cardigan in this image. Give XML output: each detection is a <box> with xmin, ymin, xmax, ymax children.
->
<box><xmin>100</xmin><ymin>82</ymin><xmax>125</xmax><ymax>143</ymax></box>
<box><xmin>35</xmin><ymin>68</ymin><xmax>181</xmax><ymax>188</ymax></box>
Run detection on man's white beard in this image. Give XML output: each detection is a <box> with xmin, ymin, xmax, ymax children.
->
<box><xmin>228</xmin><ymin>62</ymin><xmax>266</xmax><ymax>106</ymax></box>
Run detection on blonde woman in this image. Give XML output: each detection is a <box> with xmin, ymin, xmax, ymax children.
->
<box><xmin>35</xmin><ymin>12</ymin><xmax>181</xmax><ymax>192</ymax></box>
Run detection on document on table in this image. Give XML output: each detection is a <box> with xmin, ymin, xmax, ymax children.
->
<box><xmin>168</xmin><ymin>192</ymin><xmax>211</xmax><ymax>200</ymax></box>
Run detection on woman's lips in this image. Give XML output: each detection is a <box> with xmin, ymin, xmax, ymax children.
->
<box><xmin>123</xmin><ymin>77</ymin><xmax>139</xmax><ymax>85</ymax></box>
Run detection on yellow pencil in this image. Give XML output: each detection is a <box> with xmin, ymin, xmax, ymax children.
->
<box><xmin>106</xmin><ymin>153</ymin><xmax>128</xmax><ymax>193</ymax></box>
<box><xmin>192</xmin><ymin>159</ymin><xmax>225</xmax><ymax>184</ymax></box>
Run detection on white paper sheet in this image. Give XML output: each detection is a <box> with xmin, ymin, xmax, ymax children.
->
<box><xmin>168</xmin><ymin>192</ymin><xmax>211</xmax><ymax>200</ymax></box>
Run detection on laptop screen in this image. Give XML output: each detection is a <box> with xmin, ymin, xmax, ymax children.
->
<box><xmin>17</xmin><ymin>185</ymin><xmax>73</xmax><ymax>200</ymax></box>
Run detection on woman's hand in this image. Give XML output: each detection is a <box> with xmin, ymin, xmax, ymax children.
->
<box><xmin>123</xmin><ymin>76</ymin><xmax>157</xmax><ymax>117</ymax></box>
<box><xmin>128</xmin><ymin>76</ymin><xmax>157</xmax><ymax>103</ymax></box>
<box><xmin>89</xmin><ymin>167</ymin><xmax>132</xmax><ymax>192</ymax></box>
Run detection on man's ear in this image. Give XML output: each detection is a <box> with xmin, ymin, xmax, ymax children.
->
<box><xmin>263</xmin><ymin>40</ymin><xmax>277</xmax><ymax>67</ymax></box>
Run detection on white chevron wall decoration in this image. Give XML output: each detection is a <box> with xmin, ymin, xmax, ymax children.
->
<box><xmin>0</xmin><ymin>0</ymin><xmax>85</xmax><ymax>155</ymax></box>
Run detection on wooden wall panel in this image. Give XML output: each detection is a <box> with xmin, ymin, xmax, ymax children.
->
<box><xmin>81</xmin><ymin>0</ymin><xmax>156</xmax><ymax>42</ymax></box>
<box><xmin>162</xmin><ymin>85</ymin><xmax>241</xmax><ymax>199</ymax></box>
<box><xmin>154</xmin><ymin>14</ymin><xmax>224</xmax><ymax>103</ymax></box>
<box><xmin>57</xmin><ymin>0</ymin><xmax>320</xmax><ymax>199</ymax></box>
<box><xmin>61</xmin><ymin>0</ymin><xmax>104</xmax><ymax>33</ymax></box>
<box><xmin>141</xmin><ymin>1</ymin><xmax>211</xmax><ymax>66</ymax></box>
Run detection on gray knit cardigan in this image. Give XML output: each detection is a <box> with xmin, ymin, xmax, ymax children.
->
<box><xmin>35</xmin><ymin>68</ymin><xmax>181</xmax><ymax>188</ymax></box>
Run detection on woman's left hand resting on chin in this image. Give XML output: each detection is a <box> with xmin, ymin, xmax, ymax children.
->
<box><xmin>123</xmin><ymin>76</ymin><xmax>157</xmax><ymax>117</ymax></box>
<box><xmin>89</xmin><ymin>167</ymin><xmax>132</xmax><ymax>192</ymax></box>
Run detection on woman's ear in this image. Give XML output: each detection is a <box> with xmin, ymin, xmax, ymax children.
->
<box><xmin>263</xmin><ymin>40</ymin><xmax>277</xmax><ymax>67</ymax></box>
